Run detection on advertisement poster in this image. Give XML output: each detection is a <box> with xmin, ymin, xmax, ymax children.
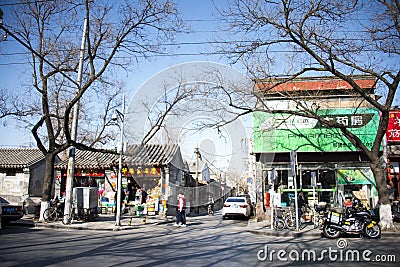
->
<box><xmin>253</xmin><ymin>107</ymin><xmax>379</xmax><ymax>153</ymax></box>
<box><xmin>337</xmin><ymin>169</ymin><xmax>376</xmax><ymax>185</ymax></box>
<box><xmin>387</xmin><ymin>111</ymin><xmax>400</xmax><ymax>142</ymax></box>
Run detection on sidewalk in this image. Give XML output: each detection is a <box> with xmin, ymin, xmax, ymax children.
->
<box><xmin>247</xmin><ymin>219</ymin><xmax>400</xmax><ymax>237</ymax></box>
<box><xmin>11</xmin><ymin>213</ymin><xmax>175</xmax><ymax>231</ymax></box>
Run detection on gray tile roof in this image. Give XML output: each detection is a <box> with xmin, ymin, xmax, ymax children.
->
<box><xmin>126</xmin><ymin>144</ymin><xmax>179</xmax><ymax>166</ymax></box>
<box><xmin>0</xmin><ymin>148</ymin><xmax>45</xmax><ymax>168</ymax></box>
<box><xmin>55</xmin><ymin>144</ymin><xmax>180</xmax><ymax>169</ymax></box>
<box><xmin>55</xmin><ymin>149</ymin><xmax>120</xmax><ymax>169</ymax></box>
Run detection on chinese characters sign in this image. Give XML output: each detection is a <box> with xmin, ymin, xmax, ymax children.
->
<box><xmin>122</xmin><ymin>167</ymin><xmax>161</xmax><ymax>177</ymax></box>
<box><xmin>254</xmin><ymin>108</ymin><xmax>379</xmax><ymax>152</ymax></box>
<box><xmin>387</xmin><ymin>111</ymin><xmax>400</xmax><ymax>142</ymax></box>
<box><xmin>61</xmin><ymin>169</ymin><xmax>105</xmax><ymax>177</ymax></box>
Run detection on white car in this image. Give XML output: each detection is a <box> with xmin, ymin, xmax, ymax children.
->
<box><xmin>222</xmin><ymin>197</ymin><xmax>251</xmax><ymax>219</ymax></box>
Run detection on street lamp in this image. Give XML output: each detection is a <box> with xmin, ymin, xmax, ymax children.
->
<box><xmin>112</xmin><ymin>94</ymin><xmax>125</xmax><ymax>226</ymax></box>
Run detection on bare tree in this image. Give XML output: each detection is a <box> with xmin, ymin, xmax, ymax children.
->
<box><xmin>1</xmin><ymin>0</ymin><xmax>184</xmax><ymax>219</ymax></box>
<box><xmin>216</xmin><ymin>0</ymin><xmax>399</xmax><ymax>229</ymax></box>
<box><xmin>0</xmin><ymin>88</ymin><xmax>36</xmax><ymax>125</ymax></box>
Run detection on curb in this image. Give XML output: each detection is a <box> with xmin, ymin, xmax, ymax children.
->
<box><xmin>248</xmin><ymin>229</ymin><xmax>323</xmax><ymax>237</ymax></box>
<box><xmin>247</xmin><ymin>228</ymin><xmax>400</xmax><ymax>238</ymax></box>
<box><xmin>7</xmin><ymin>217</ymin><xmax>175</xmax><ymax>231</ymax></box>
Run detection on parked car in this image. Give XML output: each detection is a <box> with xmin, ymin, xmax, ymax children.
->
<box><xmin>237</xmin><ymin>194</ymin><xmax>254</xmax><ymax>216</ymax></box>
<box><xmin>222</xmin><ymin>196</ymin><xmax>251</xmax><ymax>219</ymax></box>
<box><xmin>0</xmin><ymin>196</ymin><xmax>24</xmax><ymax>227</ymax></box>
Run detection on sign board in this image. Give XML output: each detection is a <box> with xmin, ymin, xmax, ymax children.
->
<box><xmin>387</xmin><ymin>111</ymin><xmax>400</xmax><ymax>142</ymax></box>
<box><xmin>253</xmin><ymin>107</ymin><xmax>379</xmax><ymax>152</ymax></box>
<box><xmin>337</xmin><ymin>169</ymin><xmax>376</xmax><ymax>185</ymax></box>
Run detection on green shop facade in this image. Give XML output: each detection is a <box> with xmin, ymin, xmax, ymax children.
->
<box><xmin>253</xmin><ymin>76</ymin><xmax>379</xmax><ymax>209</ymax></box>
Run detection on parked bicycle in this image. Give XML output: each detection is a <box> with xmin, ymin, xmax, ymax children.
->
<box><xmin>283</xmin><ymin>207</ymin><xmax>308</xmax><ymax>230</ymax></box>
<box><xmin>62</xmin><ymin>202</ymin><xmax>94</xmax><ymax>225</ymax></box>
<box><xmin>43</xmin><ymin>198</ymin><xmax>64</xmax><ymax>222</ymax></box>
<box><xmin>272</xmin><ymin>208</ymin><xmax>285</xmax><ymax>231</ymax></box>
<box><xmin>313</xmin><ymin>202</ymin><xmax>329</xmax><ymax>229</ymax></box>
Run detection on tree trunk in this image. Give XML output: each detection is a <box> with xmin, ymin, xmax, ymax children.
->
<box><xmin>39</xmin><ymin>152</ymin><xmax>55</xmax><ymax>222</ymax></box>
<box><xmin>370</xmin><ymin>158</ymin><xmax>394</xmax><ymax>230</ymax></box>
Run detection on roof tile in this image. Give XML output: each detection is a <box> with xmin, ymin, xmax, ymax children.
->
<box><xmin>0</xmin><ymin>148</ymin><xmax>45</xmax><ymax>168</ymax></box>
<box><xmin>55</xmin><ymin>144</ymin><xmax>179</xmax><ymax>169</ymax></box>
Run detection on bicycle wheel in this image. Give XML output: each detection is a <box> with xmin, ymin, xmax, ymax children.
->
<box><xmin>285</xmin><ymin>215</ymin><xmax>296</xmax><ymax>230</ymax></box>
<box><xmin>273</xmin><ymin>218</ymin><xmax>285</xmax><ymax>231</ymax></box>
<box><xmin>62</xmin><ymin>212</ymin><xmax>75</xmax><ymax>225</ymax></box>
<box><xmin>44</xmin><ymin>207</ymin><xmax>57</xmax><ymax>222</ymax></box>
<box><xmin>62</xmin><ymin>214</ymin><xmax>69</xmax><ymax>225</ymax></box>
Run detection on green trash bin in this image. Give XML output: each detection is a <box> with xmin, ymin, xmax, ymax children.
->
<box><xmin>136</xmin><ymin>205</ymin><xmax>143</xmax><ymax>217</ymax></box>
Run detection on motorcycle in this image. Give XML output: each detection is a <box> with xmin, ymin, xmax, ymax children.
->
<box><xmin>322</xmin><ymin>201</ymin><xmax>381</xmax><ymax>239</ymax></box>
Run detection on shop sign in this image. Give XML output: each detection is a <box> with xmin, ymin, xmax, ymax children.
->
<box><xmin>337</xmin><ymin>169</ymin><xmax>376</xmax><ymax>185</ymax></box>
<box><xmin>253</xmin><ymin>107</ymin><xmax>379</xmax><ymax>152</ymax></box>
<box><xmin>121</xmin><ymin>167</ymin><xmax>161</xmax><ymax>177</ymax></box>
<box><xmin>62</xmin><ymin>169</ymin><xmax>105</xmax><ymax>177</ymax></box>
<box><xmin>387</xmin><ymin>111</ymin><xmax>400</xmax><ymax>142</ymax></box>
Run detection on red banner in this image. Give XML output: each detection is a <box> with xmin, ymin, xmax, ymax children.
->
<box><xmin>62</xmin><ymin>169</ymin><xmax>105</xmax><ymax>177</ymax></box>
<box><xmin>387</xmin><ymin>111</ymin><xmax>400</xmax><ymax>142</ymax></box>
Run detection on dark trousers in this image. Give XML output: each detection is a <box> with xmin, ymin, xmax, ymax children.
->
<box><xmin>176</xmin><ymin>210</ymin><xmax>186</xmax><ymax>225</ymax></box>
<box><xmin>175</xmin><ymin>210</ymin><xmax>181</xmax><ymax>224</ymax></box>
<box><xmin>180</xmin><ymin>210</ymin><xmax>186</xmax><ymax>225</ymax></box>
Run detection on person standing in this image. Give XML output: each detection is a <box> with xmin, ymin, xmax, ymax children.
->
<box><xmin>297</xmin><ymin>191</ymin><xmax>307</xmax><ymax>223</ymax></box>
<box><xmin>174</xmin><ymin>194</ymin><xmax>180</xmax><ymax>226</ymax></box>
<box><xmin>174</xmin><ymin>194</ymin><xmax>187</xmax><ymax>227</ymax></box>
<box><xmin>179</xmin><ymin>194</ymin><xmax>187</xmax><ymax>227</ymax></box>
<box><xmin>141</xmin><ymin>187</ymin><xmax>148</xmax><ymax>204</ymax></box>
<box><xmin>207</xmin><ymin>193</ymin><xmax>214</xmax><ymax>215</ymax></box>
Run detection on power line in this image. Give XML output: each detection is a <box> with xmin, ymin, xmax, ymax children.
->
<box><xmin>0</xmin><ymin>46</ymin><xmax>390</xmax><ymax>66</ymax></box>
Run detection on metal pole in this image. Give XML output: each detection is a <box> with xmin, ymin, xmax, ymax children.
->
<box><xmin>115</xmin><ymin>94</ymin><xmax>125</xmax><ymax>226</ymax></box>
<box><xmin>294</xmin><ymin>173</ymin><xmax>299</xmax><ymax>231</ymax></box>
<box><xmin>64</xmin><ymin>18</ymin><xmax>87</xmax><ymax>224</ymax></box>
<box><xmin>195</xmin><ymin>146</ymin><xmax>199</xmax><ymax>213</ymax></box>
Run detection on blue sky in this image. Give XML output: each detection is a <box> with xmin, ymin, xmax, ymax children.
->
<box><xmin>0</xmin><ymin>0</ymin><xmax>234</xmax><ymax>147</ymax></box>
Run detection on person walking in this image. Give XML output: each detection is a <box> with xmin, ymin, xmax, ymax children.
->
<box><xmin>174</xmin><ymin>194</ymin><xmax>187</xmax><ymax>227</ymax></box>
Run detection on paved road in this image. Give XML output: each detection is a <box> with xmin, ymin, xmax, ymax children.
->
<box><xmin>1</xmin><ymin>213</ymin><xmax>399</xmax><ymax>267</ymax></box>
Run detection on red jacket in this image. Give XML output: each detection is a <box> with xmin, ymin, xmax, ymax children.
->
<box><xmin>178</xmin><ymin>196</ymin><xmax>186</xmax><ymax>211</ymax></box>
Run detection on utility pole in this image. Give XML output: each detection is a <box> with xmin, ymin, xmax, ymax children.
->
<box><xmin>195</xmin><ymin>146</ymin><xmax>200</xmax><ymax>213</ymax></box>
<box><xmin>290</xmin><ymin>150</ymin><xmax>299</xmax><ymax>231</ymax></box>
<box><xmin>63</xmin><ymin>18</ymin><xmax>87</xmax><ymax>224</ymax></box>
<box><xmin>114</xmin><ymin>94</ymin><xmax>125</xmax><ymax>226</ymax></box>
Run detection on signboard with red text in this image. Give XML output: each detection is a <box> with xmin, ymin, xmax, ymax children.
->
<box><xmin>387</xmin><ymin>111</ymin><xmax>400</xmax><ymax>142</ymax></box>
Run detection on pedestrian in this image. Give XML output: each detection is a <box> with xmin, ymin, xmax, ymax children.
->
<box><xmin>174</xmin><ymin>193</ymin><xmax>187</xmax><ymax>227</ymax></box>
<box><xmin>174</xmin><ymin>194</ymin><xmax>181</xmax><ymax>226</ymax></box>
<box><xmin>207</xmin><ymin>193</ymin><xmax>214</xmax><ymax>215</ymax></box>
<box><xmin>297</xmin><ymin>191</ymin><xmax>307</xmax><ymax>223</ymax></box>
<box><xmin>141</xmin><ymin>187</ymin><xmax>148</xmax><ymax>204</ymax></box>
<box><xmin>114</xmin><ymin>189</ymin><xmax>126</xmax><ymax>215</ymax></box>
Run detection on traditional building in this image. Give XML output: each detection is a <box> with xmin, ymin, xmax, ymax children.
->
<box><xmin>0</xmin><ymin>148</ymin><xmax>58</xmax><ymax>210</ymax></box>
<box><xmin>253</xmin><ymin>75</ymin><xmax>380</xmax><ymax>208</ymax></box>
<box><xmin>54</xmin><ymin>144</ymin><xmax>192</xmax><ymax>211</ymax></box>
